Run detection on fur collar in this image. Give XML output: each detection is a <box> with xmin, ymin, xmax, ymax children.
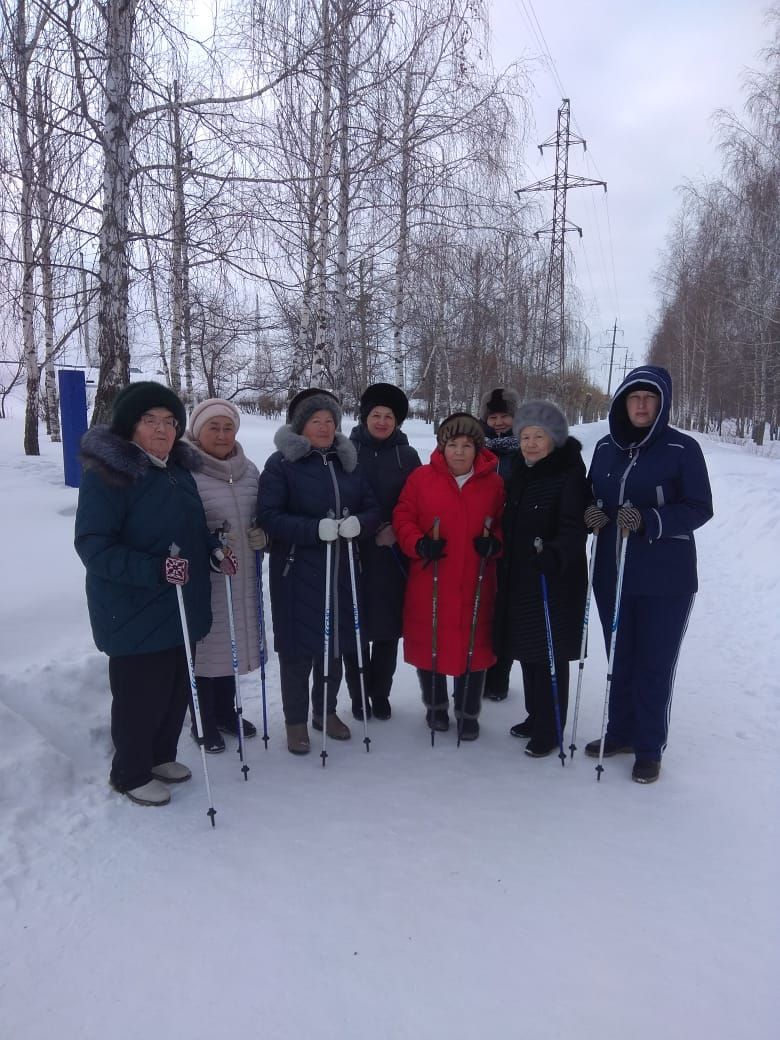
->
<box><xmin>80</xmin><ymin>425</ymin><xmax>202</xmax><ymax>486</ymax></box>
<box><xmin>184</xmin><ymin>435</ymin><xmax>251</xmax><ymax>482</ymax></box>
<box><xmin>274</xmin><ymin>425</ymin><xmax>358</xmax><ymax>472</ymax></box>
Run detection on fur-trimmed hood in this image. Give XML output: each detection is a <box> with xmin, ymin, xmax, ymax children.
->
<box><xmin>273</xmin><ymin>424</ymin><xmax>358</xmax><ymax>472</ymax></box>
<box><xmin>80</xmin><ymin>425</ymin><xmax>203</xmax><ymax>487</ymax></box>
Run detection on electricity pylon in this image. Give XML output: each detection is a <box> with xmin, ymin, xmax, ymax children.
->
<box><xmin>516</xmin><ymin>99</ymin><xmax>606</xmax><ymax>394</ymax></box>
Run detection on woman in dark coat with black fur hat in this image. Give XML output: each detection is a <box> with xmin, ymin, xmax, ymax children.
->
<box><xmin>345</xmin><ymin>383</ymin><xmax>421</xmax><ymax>720</ymax></box>
<box><xmin>75</xmin><ymin>382</ymin><xmax>232</xmax><ymax>807</ymax></box>
<box><xmin>478</xmin><ymin>387</ymin><xmax>521</xmax><ymax>700</ymax></box>
<box><xmin>494</xmin><ymin>401</ymin><xmax>588</xmax><ymax>757</ymax></box>
<box><xmin>256</xmin><ymin>389</ymin><xmax>380</xmax><ymax>755</ymax></box>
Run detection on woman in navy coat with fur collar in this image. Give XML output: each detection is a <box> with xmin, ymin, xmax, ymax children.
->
<box><xmin>256</xmin><ymin>389</ymin><xmax>380</xmax><ymax>755</ymax></box>
<box><xmin>584</xmin><ymin>365</ymin><xmax>713</xmax><ymax>783</ymax></box>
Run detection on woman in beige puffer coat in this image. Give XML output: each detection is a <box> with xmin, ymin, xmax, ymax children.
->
<box><xmin>185</xmin><ymin>399</ymin><xmax>266</xmax><ymax>753</ymax></box>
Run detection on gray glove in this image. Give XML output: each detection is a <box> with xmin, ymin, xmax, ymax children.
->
<box><xmin>339</xmin><ymin>514</ymin><xmax>361</xmax><ymax>540</ymax></box>
<box><xmin>318</xmin><ymin>517</ymin><xmax>339</xmax><ymax>542</ymax></box>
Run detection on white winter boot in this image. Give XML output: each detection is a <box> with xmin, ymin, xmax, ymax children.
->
<box><xmin>151</xmin><ymin>762</ymin><xmax>192</xmax><ymax>783</ymax></box>
<box><xmin>124</xmin><ymin>779</ymin><xmax>171</xmax><ymax>806</ymax></box>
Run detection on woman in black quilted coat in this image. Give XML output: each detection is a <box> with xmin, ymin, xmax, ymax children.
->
<box><xmin>493</xmin><ymin>401</ymin><xmax>588</xmax><ymax>757</ymax></box>
<box><xmin>345</xmin><ymin>383</ymin><xmax>421</xmax><ymax>720</ymax></box>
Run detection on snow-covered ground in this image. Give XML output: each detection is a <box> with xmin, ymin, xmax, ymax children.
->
<box><xmin>1</xmin><ymin>407</ymin><xmax>778</xmax><ymax>1040</ymax></box>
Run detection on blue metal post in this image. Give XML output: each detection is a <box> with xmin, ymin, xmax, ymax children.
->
<box><xmin>58</xmin><ymin>369</ymin><xmax>88</xmax><ymax>487</ymax></box>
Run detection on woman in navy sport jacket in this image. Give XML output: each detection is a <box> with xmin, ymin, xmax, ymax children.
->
<box><xmin>583</xmin><ymin>366</ymin><xmax>713</xmax><ymax>784</ymax></box>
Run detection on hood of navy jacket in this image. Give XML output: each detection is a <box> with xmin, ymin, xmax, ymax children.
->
<box><xmin>609</xmin><ymin>365</ymin><xmax>672</xmax><ymax>451</ymax></box>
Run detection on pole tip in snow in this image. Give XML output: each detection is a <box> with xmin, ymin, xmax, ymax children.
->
<box><xmin>596</xmin><ymin>763</ymin><xmax>604</xmax><ymax>782</ymax></box>
<box><xmin>320</xmin><ymin>750</ymin><xmax>328</xmax><ymax>768</ymax></box>
<box><xmin>363</xmin><ymin>736</ymin><xmax>371</xmax><ymax>753</ymax></box>
<box><xmin>262</xmin><ymin>734</ymin><xmax>269</xmax><ymax>750</ymax></box>
<box><xmin>558</xmin><ymin>749</ymin><xmax>566</xmax><ymax>767</ymax></box>
<box><xmin>568</xmin><ymin>742</ymin><xmax>577</xmax><ymax>759</ymax></box>
<box><xmin>207</xmin><ymin>807</ymin><xmax>217</xmax><ymax>827</ymax></box>
<box><xmin>241</xmin><ymin>763</ymin><xmax>249</xmax><ymax>781</ymax></box>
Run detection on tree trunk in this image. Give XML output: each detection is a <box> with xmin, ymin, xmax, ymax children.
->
<box><xmin>15</xmin><ymin>0</ymin><xmax>42</xmax><ymax>454</ymax></box>
<box><xmin>311</xmin><ymin>0</ymin><xmax>333</xmax><ymax>390</ymax></box>
<box><xmin>34</xmin><ymin>76</ymin><xmax>60</xmax><ymax>441</ymax></box>
<box><xmin>92</xmin><ymin>0</ymin><xmax>135</xmax><ymax>425</ymax></box>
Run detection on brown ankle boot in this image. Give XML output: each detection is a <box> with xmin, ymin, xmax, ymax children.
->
<box><xmin>286</xmin><ymin>723</ymin><xmax>311</xmax><ymax>755</ymax></box>
<box><xmin>312</xmin><ymin>713</ymin><xmax>351</xmax><ymax>741</ymax></box>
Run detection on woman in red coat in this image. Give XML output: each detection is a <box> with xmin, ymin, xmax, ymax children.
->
<box><xmin>393</xmin><ymin>413</ymin><xmax>505</xmax><ymax>739</ymax></box>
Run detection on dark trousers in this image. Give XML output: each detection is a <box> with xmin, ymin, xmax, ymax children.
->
<box><xmin>485</xmin><ymin>655</ymin><xmax>514</xmax><ymax>696</ymax></box>
<box><xmin>416</xmin><ymin>669</ymin><xmax>486</xmax><ymax>719</ymax></box>
<box><xmin>520</xmin><ymin>654</ymin><xmax>570</xmax><ymax>746</ymax></box>
<box><xmin>599</xmin><ymin>593</ymin><xmax>695</xmax><ymax>759</ymax></box>
<box><xmin>343</xmin><ymin>639</ymin><xmax>399</xmax><ymax>707</ymax></box>
<box><xmin>280</xmin><ymin>655</ymin><xmax>343</xmax><ymax>725</ymax></box>
<box><xmin>108</xmin><ymin>645</ymin><xmax>190</xmax><ymax>791</ymax></box>
<box><xmin>191</xmin><ymin>674</ymin><xmax>236</xmax><ymax>736</ymax></box>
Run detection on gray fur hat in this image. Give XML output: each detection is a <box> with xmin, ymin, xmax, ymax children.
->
<box><xmin>286</xmin><ymin>388</ymin><xmax>342</xmax><ymax>434</ymax></box>
<box><xmin>479</xmin><ymin>387</ymin><xmax>521</xmax><ymax>421</ymax></box>
<box><xmin>513</xmin><ymin>400</ymin><xmax>568</xmax><ymax>447</ymax></box>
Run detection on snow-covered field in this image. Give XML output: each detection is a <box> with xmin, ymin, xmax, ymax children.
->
<box><xmin>1</xmin><ymin>407</ymin><xmax>778</xmax><ymax>1040</ymax></box>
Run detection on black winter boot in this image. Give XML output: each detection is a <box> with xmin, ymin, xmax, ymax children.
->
<box><xmin>418</xmin><ymin>669</ymin><xmax>449</xmax><ymax>730</ymax></box>
<box><xmin>191</xmin><ymin>677</ymin><xmax>226</xmax><ymax>753</ymax></box>
<box><xmin>454</xmin><ymin>671</ymin><xmax>485</xmax><ymax>741</ymax></box>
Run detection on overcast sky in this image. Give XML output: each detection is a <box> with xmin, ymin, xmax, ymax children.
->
<box><xmin>489</xmin><ymin>0</ymin><xmax>772</xmax><ymax>390</ymax></box>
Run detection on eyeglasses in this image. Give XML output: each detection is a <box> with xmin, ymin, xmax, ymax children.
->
<box><xmin>140</xmin><ymin>413</ymin><xmax>179</xmax><ymax>431</ymax></box>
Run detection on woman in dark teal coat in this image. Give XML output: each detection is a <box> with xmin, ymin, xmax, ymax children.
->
<box><xmin>75</xmin><ymin>382</ymin><xmax>223</xmax><ymax>807</ymax></box>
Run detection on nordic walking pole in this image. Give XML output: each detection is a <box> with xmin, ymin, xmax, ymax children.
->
<box><xmin>321</xmin><ymin>519</ymin><xmax>335</xmax><ymax>768</ymax></box>
<box><xmin>457</xmin><ymin>516</ymin><xmax>493</xmax><ymax>748</ymax></box>
<box><xmin>217</xmin><ymin>524</ymin><xmax>249</xmax><ymax>780</ymax></box>
<box><xmin>343</xmin><ymin>509</ymin><xmax>371</xmax><ymax>753</ymax></box>
<box><xmin>252</xmin><ymin>519</ymin><xmax>270</xmax><ymax>749</ymax></box>
<box><xmin>534</xmin><ymin>537</ymin><xmax>566</xmax><ymax>767</ymax></box>
<box><xmin>569</xmin><ymin>503</ymin><xmax>602</xmax><ymax>758</ymax></box>
<box><xmin>595</xmin><ymin>523</ymin><xmax>630</xmax><ymax>782</ymax></box>
<box><xmin>430</xmin><ymin>517</ymin><xmax>441</xmax><ymax>748</ymax></box>
<box><xmin>170</xmin><ymin>542</ymin><xmax>217</xmax><ymax>826</ymax></box>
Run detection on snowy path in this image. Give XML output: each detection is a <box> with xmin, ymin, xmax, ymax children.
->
<box><xmin>0</xmin><ymin>416</ymin><xmax>777</xmax><ymax>1040</ymax></box>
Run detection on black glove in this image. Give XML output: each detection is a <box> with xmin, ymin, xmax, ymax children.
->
<box><xmin>474</xmin><ymin>534</ymin><xmax>501</xmax><ymax>559</ymax></box>
<box><xmin>584</xmin><ymin>504</ymin><xmax>610</xmax><ymax>532</ymax></box>
<box><xmin>617</xmin><ymin>505</ymin><xmax>644</xmax><ymax>533</ymax></box>
<box><xmin>416</xmin><ymin>536</ymin><xmax>446</xmax><ymax>561</ymax></box>
<box><xmin>532</xmin><ymin>545</ymin><xmax>559</xmax><ymax>576</ymax></box>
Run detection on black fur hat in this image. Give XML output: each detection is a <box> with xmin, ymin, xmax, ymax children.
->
<box><xmin>286</xmin><ymin>388</ymin><xmax>342</xmax><ymax>433</ymax></box>
<box><xmin>436</xmin><ymin>412</ymin><xmax>485</xmax><ymax>452</ymax></box>
<box><xmin>359</xmin><ymin>383</ymin><xmax>409</xmax><ymax>424</ymax></box>
<box><xmin>110</xmin><ymin>381</ymin><xmax>187</xmax><ymax>440</ymax></box>
<box><xmin>478</xmin><ymin>387</ymin><xmax>520</xmax><ymax>421</ymax></box>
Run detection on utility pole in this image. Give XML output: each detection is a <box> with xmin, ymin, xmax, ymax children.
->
<box><xmin>515</xmin><ymin>99</ymin><xmax>606</xmax><ymax>397</ymax></box>
<box><xmin>606</xmin><ymin>319</ymin><xmax>624</xmax><ymax>395</ymax></box>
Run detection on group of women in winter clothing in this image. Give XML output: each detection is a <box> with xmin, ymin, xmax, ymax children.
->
<box><xmin>74</xmin><ymin>363</ymin><xmax>712</xmax><ymax>806</ymax></box>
